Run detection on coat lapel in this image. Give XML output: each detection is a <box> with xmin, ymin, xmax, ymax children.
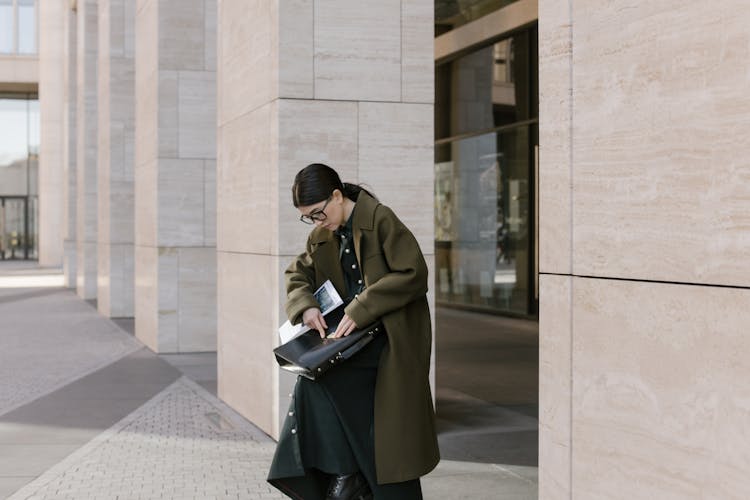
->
<box><xmin>352</xmin><ymin>192</ymin><xmax>379</xmax><ymax>268</ymax></box>
<box><xmin>310</xmin><ymin>235</ymin><xmax>346</xmax><ymax>299</ymax></box>
<box><xmin>309</xmin><ymin>192</ymin><xmax>379</xmax><ymax>300</ymax></box>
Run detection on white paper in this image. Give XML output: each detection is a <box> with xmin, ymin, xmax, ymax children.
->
<box><xmin>278</xmin><ymin>280</ymin><xmax>343</xmax><ymax>344</ymax></box>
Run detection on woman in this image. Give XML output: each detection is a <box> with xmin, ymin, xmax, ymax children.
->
<box><xmin>268</xmin><ymin>164</ymin><xmax>440</xmax><ymax>499</ymax></box>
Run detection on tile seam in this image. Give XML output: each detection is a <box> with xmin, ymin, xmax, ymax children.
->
<box><xmin>542</xmin><ymin>272</ymin><xmax>750</xmax><ymax>291</ymax></box>
<box><xmin>568</xmin><ymin>0</ymin><xmax>575</xmax><ymax>498</ymax></box>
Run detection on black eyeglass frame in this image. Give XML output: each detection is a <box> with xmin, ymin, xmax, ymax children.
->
<box><xmin>299</xmin><ymin>196</ymin><xmax>333</xmax><ymax>225</ymax></box>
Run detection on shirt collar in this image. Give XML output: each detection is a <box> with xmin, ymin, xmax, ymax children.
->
<box><xmin>334</xmin><ymin>204</ymin><xmax>356</xmax><ymax>239</ymax></box>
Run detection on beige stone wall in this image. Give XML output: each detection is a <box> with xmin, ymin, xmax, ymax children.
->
<box><xmin>62</xmin><ymin>5</ymin><xmax>77</xmax><ymax>288</ymax></box>
<box><xmin>38</xmin><ymin>0</ymin><xmax>65</xmax><ymax>267</ymax></box>
<box><xmin>97</xmin><ymin>0</ymin><xmax>135</xmax><ymax>318</ymax></box>
<box><xmin>75</xmin><ymin>0</ymin><xmax>98</xmax><ymax>299</ymax></box>
<box><xmin>539</xmin><ymin>1</ymin><xmax>750</xmax><ymax>498</ymax></box>
<box><xmin>134</xmin><ymin>0</ymin><xmax>217</xmax><ymax>353</ymax></box>
<box><xmin>0</xmin><ymin>57</ymin><xmax>37</xmax><ymax>86</ymax></box>
<box><xmin>217</xmin><ymin>0</ymin><xmax>435</xmax><ymax>439</ymax></box>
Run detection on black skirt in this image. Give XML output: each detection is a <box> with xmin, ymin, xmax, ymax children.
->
<box><xmin>268</xmin><ymin>334</ymin><xmax>422</xmax><ymax>499</ymax></box>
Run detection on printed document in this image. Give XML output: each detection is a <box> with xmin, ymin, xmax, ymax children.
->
<box><xmin>278</xmin><ymin>280</ymin><xmax>343</xmax><ymax>344</ymax></box>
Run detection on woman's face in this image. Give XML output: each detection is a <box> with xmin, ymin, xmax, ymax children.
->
<box><xmin>298</xmin><ymin>189</ymin><xmax>346</xmax><ymax>231</ymax></box>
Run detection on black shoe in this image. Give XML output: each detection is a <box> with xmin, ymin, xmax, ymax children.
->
<box><xmin>325</xmin><ymin>472</ymin><xmax>372</xmax><ymax>500</ymax></box>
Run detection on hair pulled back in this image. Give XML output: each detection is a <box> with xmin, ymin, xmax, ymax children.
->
<box><xmin>292</xmin><ymin>163</ymin><xmax>376</xmax><ymax>207</ymax></box>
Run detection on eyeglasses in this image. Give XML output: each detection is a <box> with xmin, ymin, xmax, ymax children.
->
<box><xmin>299</xmin><ymin>196</ymin><xmax>332</xmax><ymax>225</ymax></box>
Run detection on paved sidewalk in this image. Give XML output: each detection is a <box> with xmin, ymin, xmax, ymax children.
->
<box><xmin>9</xmin><ymin>378</ymin><xmax>282</xmax><ymax>500</ymax></box>
<box><xmin>0</xmin><ymin>262</ymin><xmax>537</xmax><ymax>499</ymax></box>
<box><xmin>0</xmin><ymin>270</ymin><xmax>142</xmax><ymax>417</ymax></box>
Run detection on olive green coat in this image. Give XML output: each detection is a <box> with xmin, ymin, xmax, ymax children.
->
<box><xmin>284</xmin><ymin>192</ymin><xmax>440</xmax><ymax>484</ymax></box>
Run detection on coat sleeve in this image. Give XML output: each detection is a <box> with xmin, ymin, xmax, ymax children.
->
<box><xmin>345</xmin><ymin>206</ymin><xmax>428</xmax><ymax>328</ymax></box>
<box><xmin>284</xmin><ymin>236</ymin><xmax>319</xmax><ymax>326</ymax></box>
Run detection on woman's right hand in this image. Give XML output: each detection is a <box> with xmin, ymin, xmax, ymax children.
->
<box><xmin>302</xmin><ymin>307</ymin><xmax>328</xmax><ymax>338</ymax></box>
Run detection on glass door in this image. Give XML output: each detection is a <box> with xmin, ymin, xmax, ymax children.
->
<box><xmin>0</xmin><ymin>196</ymin><xmax>29</xmax><ymax>260</ymax></box>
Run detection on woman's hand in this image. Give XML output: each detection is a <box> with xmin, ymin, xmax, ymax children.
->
<box><xmin>302</xmin><ymin>307</ymin><xmax>327</xmax><ymax>338</ymax></box>
<box><xmin>332</xmin><ymin>313</ymin><xmax>358</xmax><ymax>338</ymax></box>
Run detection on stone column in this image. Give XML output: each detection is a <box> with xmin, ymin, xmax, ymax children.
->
<box><xmin>75</xmin><ymin>0</ymin><xmax>98</xmax><ymax>299</ymax></box>
<box><xmin>134</xmin><ymin>0</ymin><xmax>217</xmax><ymax>353</ymax></box>
<box><xmin>97</xmin><ymin>0</ymin><xmax>135</xmax><ymax>317</ymax></box>
<box><xmin>62</xmin><ymin>4</ymin><xmax>77</xmax><ymax>287</ymax></box>
<box><xmin>217</xmin><ymin>0</ymin><xmax>434</xmax><ymax>438</ymax></box>
<box><xmin>38</xmin><ymin>0</ymin><xmax>65</xmax><ymax>268</ymax></box>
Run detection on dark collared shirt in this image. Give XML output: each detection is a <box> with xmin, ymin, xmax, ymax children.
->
<box><xmin>335</xmin><ymin>205</ymin><xmax>365</xmax><ymax>305</ymax></box>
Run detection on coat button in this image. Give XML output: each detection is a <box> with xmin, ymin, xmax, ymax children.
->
<box><xmin>289</xmin><ymin>411</ymin><xmax>294</xmax><ymax>416</ymax></box>
<box><xmin>291</xmin><ymin>428</ymin><xmax>297</xmax><ymax>434</ymax></box>
<box><xmin>351</xmin><ymin>264</ymin><xmax>356</xmax><ymax>269</ymax></box>
<box><xmin>357</xmin><ymin>279</ymin><xmax>362</xmax><ymax>284</ymax></box>
<box><xmin>345</xmin><ymin>248</ymin><xmax>350</xmax><ymax>254</ymax></box>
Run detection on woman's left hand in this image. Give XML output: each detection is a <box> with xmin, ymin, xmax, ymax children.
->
<box><xmin>331</xmin><ymin>313</ymin><xmax>358</xmax><ymax>338</ymax></box>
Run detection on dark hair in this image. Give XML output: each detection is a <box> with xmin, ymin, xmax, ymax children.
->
<box><xmin>292</xmin><ymin>163</ymin><xmax>376</xmax><ymax>207</ymax></box>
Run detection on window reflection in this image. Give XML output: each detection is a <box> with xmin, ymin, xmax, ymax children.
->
<box><xmin>0</xmin><ymin>0</ymin><xmax>12</xmax><ymax>54</ymax></box>
<box><xmin>0</xmin><ymin>95</ymin><xmax>38</xmax><ymax>260</ymax></box>
<box><xmin>435</xmin><ymin>128</ymin><xmax>531</xmax><ymax>314</ymax></box>
<box><xmin>17</xmin><ymin>0</ymin><xmax>35</xmax><ymax>54</ymax></box>
<box><xmin>0</xmin><ymin>98</ymin><xmax>30</xmax><ymax>193</ymax></box>
<box><xmin>435</xmin><ymin>26</ymin><xmax>538</xmax><ymax>316</ymax></box>
<box><xmin>437</xmin><ymin>30</ymin><xmax>534</xmax><ymax>140</ymax></box>
<box><xmin>0</xmin><ymin>0</ymin><xmax>36</xmax><ymax>55</ymax></box>
<box><xmin>435</xmin><ymin>0</ymin><xmax>520</xmax><ymax>33</ymax></box>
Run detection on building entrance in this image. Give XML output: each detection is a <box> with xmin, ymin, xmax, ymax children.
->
<box><xmin>0</xmin><ymin>196</ymin><xmax>35</xmax><ymax>260</ymax></box>
<box><xmin>0</xmin><ymin>93</ymin><xmax>39</xmax><ymax>261</ymax></box>
<box><xmin>433</xmin><ymin>1</ymin><xmax>539</xmax><ymax>480</ymax></box>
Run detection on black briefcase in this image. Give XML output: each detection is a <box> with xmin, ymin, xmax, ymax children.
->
<box><xmin>274</xmin><ymin>315</ymin><xmax>383</xmax><ymax>380</ymax></box>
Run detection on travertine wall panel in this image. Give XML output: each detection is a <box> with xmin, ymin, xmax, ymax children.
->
<box><xmin>218</xmin><ymin>252</ymin><xmax>278</xmax><ymax>434</ymax></box>
<box><xmin>572</xmin><ymin>277</ymin><xmax>750</xmax><ymax>500</ymax></box>
<box><xmin>135</xmin><ymin>0</ymin><xmax>216</xmax><ymax>352</ymax></box>
<box><xmin>538</xmin><ymin>0</ymin><xmax>572</xmax><ymax>275</ymax></box>
<box><xmin>97</xmin><ymin>239</ymin><xmax>111</xmax><ymax>314</ymax></box>
<box><xmin>38</xmin><ymin>0</ymin><xmax>65</xmax><ymax>267</ymax></box>
<box><xmin>157</xmin><ymin>158</ymin><xmax>206</xmax><ymax>247</ymax></box>
<box><xmin>204</xmin><ymin>159</ymin><xmax>217</xmax><ymax>246</ymax></box>
<box><xmin>178</xmin><ymin>71</ymin><xmax>216</xmax><ymax>158</ymax></box>
<box><xmin>571</xmin><ymin>0</ymin><xmax>750</xmax><ymax>285</ymax></box>
<box><xmin>134</xmin><ymin>245</ymin><xmax>158</xmax><ymax>351</ymax></box>
<box><xmin>358</xmin><ymin>102</ymin><xmax>434</xmax><ymax>254</ymax></box>
<box><xmin>62</xmin><ymin>6</ymin><xmax>77</xmax><ymax>287</ymax></box>
<box><xmin>157</xmin><ymin>70</ymin><xmax>179</xmax><ymax>157</ymax></box>
<box><xmin>134</xmin><ymin>0</ymin><xmax>157</xmax><ymax>168</ymax></box>
<box><xmin>98</xmin><ymin>0</ymin><xmax>135</xmax><ymax>318</ymax></box>
<box><xmin>156</xmin><ymin>247</ymin><xmax>179</xmax><ymax>351</ymax></box>
<box><xmin>278</xmin><ymin>0</ymin><xmax>312</xmax><ymax>98</ymax></box>
<box><xmin>216</xmin><ymin>103</ymin><xmax>274</xmax><ymax>255</ymax></box>
<box><xmin>314</xmin><ymin>0</ymin><xmax>401</xmax><ymax>101</ymax></box>
<box><xmin>401</xmin><ymin>0</ymin><xmax>433</xmax><ymax>103</ymax></box>
<box><xmin>105</xmin><ymin>243</ymin><xmax>134</xmax><ymax>314</ymax></box>
<box><xmin>218</xmin><ymin>0</ymin><xmax>275</xmax><ymax>125</ymax></box>
<box><xmin>159</xmin><ymin>0</ymin><xmax>204</xmax><ymax>70</ymax></box>
<box><xmin>75</xmin><ymin>0</ymin><xmax>99</xmax><ymax>299</ymax></box>
<box><xmin>134</xmin><ymin>158</ymin><xmax>157</xmax><ymax>247</ymax></box>
<box><xmin>178</xmin><ymin>247</ymin><xmax>217</xmax><ymax>352</ymax></box>
<box><xmin>276</xmin><ymin>99</ymin><xmax>358</xmax><ymax>256</ymax></box>
<box><xmin>538</xmin><ymin>274</ymin><xmax>571</xmax><ymax>500</ymax></box>
<box><xmin>204</xmin><ymin>0</ymin><xmax>217</xmax><ymax>71</ymax></box>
